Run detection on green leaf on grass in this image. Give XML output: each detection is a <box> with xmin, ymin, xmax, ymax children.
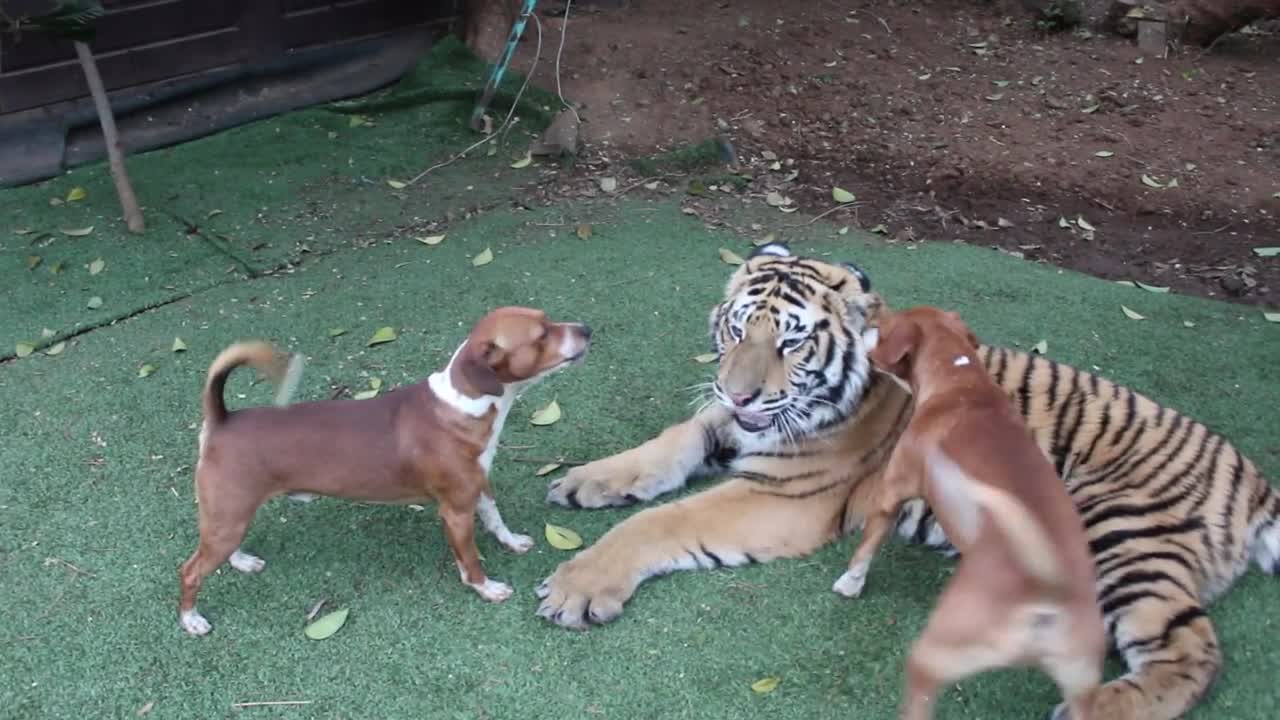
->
<box><xmin>15</xmin><ymin>342</ymin><xmax>35</xmax><ymax>358</ymax></box>
<box><xmin>1121</xmin><ymin>305</ymin><xmax>1145</xmax><ymax>321</ymax></box>
<box><xmin>66</xmin><ymin>187</ymin><xmax>86</xmax><ymax>202</ymax></box>
<box><xmin>386</xmin><ymin>179</ymin><xmax>407</xmax><ymax>189</ymax></box>
<box><xmin>1032</xmin><ymin>340</ymin><xmax>1048</xmax><ymax>354</ymax></box>
<box><xmin>472</xmin><ymin>248</ymin><xmax>494</xmax><ymax>266</ymax></box>
<box><xmin>530</xmin><ymin>399</ymin><xmax>562</xmax><ymax>426</ymax></box>
<box><xmin>352</xmin><ymin>389</ymin><xmax>378</xmax><ymax>400</ymax></box>
<box><xmin>1134</xmin><ymin>281</ymin><xmax>1170</xmax><ymax>293</ymax></box>
<box><xmin>719</xmin><ymin>248</ymin><xmax>745</xmax><ymax>265</ymax></box>
<box><xmin>751</xmin><ymin>677</ymin><xmax>781</xmax><ymax>694</ymax></box>
<box><xmin>304</xmin><ymin>608</ymin><xmax>350</xmax><ymax>640</ymax></box>
<box><xmin>61</xmin><ymin>226</ymin><xmax>94</xmax><ymax>237</ymax></box>
<box><xmin>138</xmin><ymin>363</ymin><xmax>157</xmax><ymax>378</ymax></box>
<box><xmin>1264</xmin><ymin>312</ymin><xmax>1280</xmax><ymax>323</ymax></box>
<box><xmin>544</xmin><ymin>523</ymin><xmax>583</xmax><ymax>550</ymax></box>
<box><xmin>87</xmin><ymin>296</ymin><xmax>103</xmax><ymax>309</ymax></box>
<box><xmin>367</xmin><ymin>327</ymin><xmax>397</xmax><ymax>346</ymax></box>
<box><xmin>535</xmin><ymin>463</ymin><xmax>562</xmax><ymax>476</ymax></box>
<box><xmin>510</xmin><ymin>151</ymin><xmax>533</xmax><ymax>169</ymax></box>
<box><xmin>417</xmin><ymin>235</ymin><xmax>445</xmax><ymax>246</ymax></box>
<box><xmin>172</xmin><ymin>337</ymin><xmax>187</xmax><ymax>352</ymax></box>
<box><xmin>45</xmin><ymin>341</ymin><xmax>66</xmax><ymax>356</ymax></box>
<box><xmin>693</xmin><ymin>353</ymin><xmax>718</xmax><ymax>364</ymax></box>
<box><xmin>88</xmin><ymin>258</ymin><xmax>105</xmax><ymax>275</ymax></box>
<box><xmin>328</xmin><ymin>328</ymin><xmax>346</xmax><ymax>338</ymax></box>
<box><xmin>832</xmin><ymin>187</ymin><xmax>856</xmax><ymax>204</ymax></box>
<box><xmin>26</xmin><ymin>255</ymin><xmax>41</xmax><ymax>270</ymax></box>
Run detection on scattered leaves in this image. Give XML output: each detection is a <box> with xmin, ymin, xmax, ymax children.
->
<box><xmin>544</xmin><ymin>523</ymin><xmax>583</xmax><ymax>550</ymax></box>
<box><xmin>510</xmin><ymin>151</ymin><xmax>533</xmax><ymax>169</ymax></box>
<box><xmin>576</xmin><ymin>223</ymin><xmax>593</xmax><ymax>240</ymax></box>
<box><xmin>693</xmin><ymin>352</ymin><xmax>718</xmax><ymax>364</ymax></box>
<box><xmin>66</xmin><ymin>187</ymin><xmax>86</xmax><ymax>202</ymax></box>
<box><xmin>1264</xmin><ymin>312</ymin><xmax>1280</xmax><ymax>324</ymax></box>
<box><xmin>50</xmin><ymin>261</ymin><xmax>64</xmax><ymax>274</ymax></box>
<box><xmin>1140</xmin><ymin>174</ymin><xmax>1164</xmax><ymax>189</ymax></box>
<box><xmin>353</xmin><ymin>388</ymin><xmax>379</xmax><ymax>400</ymax></box>
<box><xmin>88</xmin><ymin>258</ymin><xmax>105</xmax><ymax>275</ymax></box>
<box><xmin>87</xmin><ymin>296</ymin><xmax>103</xmax><ymax>309</ymax></box>
<box><xmin>304</xmin><ymin>608</ymin><xmax>350</xmax><ymax>640</ymax></box>
<box><xmin>751</xmin><ymin>677</ymin><xmax>781</xmax><ymax>694</ymax></box>
<box><xmin>45</xmin><ymin>341</ymin><xmax>66</xmax><ymax>356</ymax></box>
<box><xmin>719</xmin><ymin>248</ymin><xmax>745</xmax><ymax>265</ymax></box>
<box><xmin>172</xmin><ymin>337</ymin><xmax>187</xmax><ymax>352</ymax></box>
<box><xmin>417</xmin><ymin>234</ymin><xmax>446</xmax><ymax>246</ymax></box>
<box><xmin>1031</xmin><ymin>340</ymin><xmax>1048</xmax><ymax>354</ymax></box>
<box><xmin>530</xmin><ymin>399</ymin><xmax>562</xmax><ymax>426</ymax></box>
<box><xmin>370</xmin><ymin>377</ymin><xmax>383</xmax><ymax>391</ymax></box>
<box><xmin>832</xmin><ymin>187</ymin><xmax>856</xmax><ymax>204</ymax></box>
<box><xmin>599</xmin><ymin>177</ymin><xmax>618</xmax><ymax>193</ymax></box>
<box><xmin>328</xmin><ymin>328</ymin><xmax>346</xmax><ymax>338</ymax></box>
<box><xmin>15</xmin><ymin>342</ymin><xmax>35</xmax><ymax>358</ymax></box>
<box><xmin>1253</xmin><ymin>247</ymin><xmax>1280</xmax><ymax>258</ymax></box>
<box><xmin>138</xmin><ymin>363</ymin><xmax>157</xmax><ymax>378</ymax></box>
<box><xmin>348</xmin><ymin>115</ymin><xmax>370</xmax><ymax>128</ymax></box>
<box><xmin>1183</xmin><ymin>320</ymin><xmax>1196</xmax><ymax>328</ymax></box>
<box><xmin>1076</xmin><ymin>216</ymin><xmax>1095</xmax><ymax>232</ymax></box>
<box><xmin>472</xmin><ymin>247</ymin><xmax>494</xmax><ymax>266</ymax></box>
<box><xmin>870</xmin><ymin>224</ymin><xmax>888</xmax><ymax>235</ymax></box>
<box><xmin>535</xmin><ymin>463</ymin><xmax>562</xmax><ymax>477</ymax></box>
<box><xmin>387</xmin><ymin>179</ymin><xmax>407</xmax><ymax>189</ymax></box>
<box><xmin>61</xmin><ymin>226</ymin><xmax>94</xmax><ymax>236</ymax></box>
<box><xmin>1135</xmin><ymin>281</ymin><xmax>1170</xmax><ymax>293</ymax></box>
<box><xmin>26</xmin><ymin>255</ymin><xmax>41</xmax><ymax>270</ymax></box>
<box><xmin>1120</xmin><ymin>305</ymin><xmax>1145</xmax><ymax>321</ymax></box>
<box><xmin>367</xmin><ymin>326</ymin><xmax>397</xmax><ymax>346</ymax></box>
<box><xmin>1093</xmin><ymin>150</ymin><xmax>1114</xmax><ymax>158</ymax></box>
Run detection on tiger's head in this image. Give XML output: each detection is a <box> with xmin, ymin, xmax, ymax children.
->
<box><xmin>708</xmin><ymin>243</ymin><xmax>883</xmax><ymax>443</ymax></box>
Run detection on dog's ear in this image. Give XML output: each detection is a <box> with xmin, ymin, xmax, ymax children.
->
<box><xmin>460</xmin><ymin>341</ymin><xmax>505</xmax><ymax>397</ymax></box>
<box><xmin>868</xmin><ymin>317</ymin><xmax>920</xmax><ymax>373</ymax></box>
<box><xmin>942</xmin><ymin>310</ymin><xmax>980</xmax><ymax>349</ymax></box>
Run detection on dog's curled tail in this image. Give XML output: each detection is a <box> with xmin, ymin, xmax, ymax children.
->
<box><xmin>925</xmin><ymin>447</ymin><xmax>1064</xmax><ymax>591</ymax></box>
<box><xmin>202</xmin><ymin>341</ymin><xmax>305</xmax><ymax>425</ymax></box>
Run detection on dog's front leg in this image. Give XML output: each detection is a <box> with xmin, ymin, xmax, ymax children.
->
<box><xmin>476</xmin><ymin>492</ymin><xmax>534</xmax><ymax>553</ymax></box>
<box><xmin>833</xmin><ymin>508</ymin><xmax>898</xmax><ymax>598</ymax></box>
<box><xmin>439</xmin><ymin>500</ymin><xmax>513</xmax><ymax>602</ymax></box>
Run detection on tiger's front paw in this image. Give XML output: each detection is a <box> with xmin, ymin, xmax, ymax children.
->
<box><xmin>534</xmin><ymin>555</ymin><xmax>632</xmax><ymax>629</ymax></box>
<box><xmin>546</xmin><ymin>456</ymin><xmax>682</xmax><ymax>509</ymax></box>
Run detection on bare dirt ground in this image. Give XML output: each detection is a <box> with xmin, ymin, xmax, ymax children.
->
<box><xmin>470</xmin><ymin>0</ymin><xmax>1280</xmax><ymax>306</ymax></box>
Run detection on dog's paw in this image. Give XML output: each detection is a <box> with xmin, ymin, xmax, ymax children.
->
<box><xmin>534</xmin><ymin>558</ymin><xmax>629</xmax><ymax>629</ymax></box>
<box><xmin>229</xmin><ymin>550</ymin><xmax>266</xmax><ymax>573</ymax></box>
<box><xmin>180</xmin><ymin>609</ymin><xmax>212</xmax><ymax>636</ymax></box>
<box><xmin>832</xmin><ymin>568</ymin><xmax>867</xmax><ymax>598</ymax></box>
<box><xmin>503</xmin><ymin>533</ymin><xmax>535</xmax><ymax>554</ymax></box>
<box><xmin>468</xmin><ymin>578</ymin><xmax>514</xmax><ymax>603</ymax></box>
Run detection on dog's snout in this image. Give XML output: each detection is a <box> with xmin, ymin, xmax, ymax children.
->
<box><xmin>579</xmin><ymin>324</ymin><xmax>593</xmax><ymax>341</ymax></box>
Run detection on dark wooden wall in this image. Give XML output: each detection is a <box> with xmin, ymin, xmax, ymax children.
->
<box><xmin>0</xmin><ymin>0</ymin><xmax>462</xmax><ymax>115</ymax></box>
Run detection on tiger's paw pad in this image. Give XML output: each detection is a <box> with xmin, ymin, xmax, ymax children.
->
<box><xmin>535</xmin><ymin>565</ymin><xmax>628</xmax><ymax>629</ymax></box>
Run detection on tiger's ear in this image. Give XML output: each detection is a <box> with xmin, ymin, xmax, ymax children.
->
<box><xmin>749</xmin><ymin>242</ymin><xmax>792</xmax><ymax>259</ymax></box>
<box><xmin>839</xmin><ymin>261</ymin><xmax>871</xmax><ymax>292</ymax></box>
<box><xmin>868</xmin><ymin>317</ymin><xmax>920</xmax><ymax>374</ymax></box>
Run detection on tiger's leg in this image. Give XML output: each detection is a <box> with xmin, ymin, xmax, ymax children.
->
<box><xmin>536</xmin><ymin>478</ymin><xmax>845</xmax><ymax>629</ymax></box>
<box><xmin>546</xmin><ymin>405</ymin><xmax>733</xmax><ymax>508</ymax></box>
<box><xmin>1051</xmin><ymin>590</ymin><xmax>1221</xmax><ymax>720</ymax></box>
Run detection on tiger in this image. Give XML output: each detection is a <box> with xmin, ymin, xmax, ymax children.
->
<box><xmin>533</xmin><ymin>242</ymin><xmax>1280</xmax><ymax>720</ymax></box>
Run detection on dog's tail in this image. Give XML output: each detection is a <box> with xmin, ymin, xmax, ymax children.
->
<box><xmin>202</xmin><ymin>341</ymin><xmax>305</xmax><ymax>425</ymax></box>
<box><xmin>924</xmin><ymin>447</ymin><xmax>1064</xmax><ymax>591</ymax></box>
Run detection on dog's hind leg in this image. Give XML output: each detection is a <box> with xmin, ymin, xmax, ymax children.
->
<box><xmin>178</xmin><ymin>516</ymin><xmax>254</xmax><ymax>636</ymax></box>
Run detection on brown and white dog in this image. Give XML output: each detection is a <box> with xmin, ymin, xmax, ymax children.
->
<box><xmin>178</xmin><ymin>306</ymin><xmax>591</xmax><ymax>635</ymax></box>
<box><xmin>832</xmin><ymin>306</ymin><xmax>1105</xmax><ymax>720</ymax></box>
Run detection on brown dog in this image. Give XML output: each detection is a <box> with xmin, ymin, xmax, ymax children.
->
<box><xmin>832</xmin><ymin>306</ymin><xmax>1105</xmax><ymax>720</ymax></box>
<box><xmin>178</xmin><ymin>306</ymin><xmax>591</xmax><ymax>635</ymax></box>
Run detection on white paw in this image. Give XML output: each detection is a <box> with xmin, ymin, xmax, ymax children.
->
<box><xmin>229</xmin><ymin>550</ymin><xmax>266</xmax><ymax>573</ymax></box>
<box><xmin>180</xmin><ymin>609</ymin><xmax>212</xmax><ymax>636</ymax></box>
<box><xmin>503</xmin><ymin>533</ymin><xmax>535</xmax><ymax>554</ymax></box>
<box><xmin>832</xmin><ymin>569</ymin><xmax>867</xmax><ymax>598</ymax></box>
<box><xmin>469</xmin><ymin>578</ymin><xmax>514</xmax><ymax>603</ymax></box>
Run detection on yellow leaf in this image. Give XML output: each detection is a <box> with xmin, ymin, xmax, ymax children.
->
<box><xmin>45</xmin><ymin>341</ymin><xmax>66</xmax><ymax>356</ymax></box>
<box><xmin>88</xmin><ymin>258</ymin><xmax>105</xmax><ymax>275</ymax></box>
<box><xmin>348</xmin><ymin>115</ymin><xmax>367</xmax><ymax>128</ymax></box>
<box><xmin>1121</xmin><ymin>305</ymin><xmax>1145</xmax><ymax>321</ymax></box>
<box><xmin>535</xmin><ymin>463</ymin><xmax>562</xmax><ymax>476</ymax></box>
<box><xmin>832</xmin><ymin>187</ymin><xmax>856</xmax><ymax>204</ymax></box>
<box><xmin>138</xmin><ymin>363</ymin><xmax>157</xmax><ymax>378</ymax></box>
<box><xmin>328</xmin><ymin>328</ymin><xmax>346</xmax><ymax>337</ymax></box>
<box><xmin>304</xmin><ymin>608</ymin><xmax>349</xmax><ymax>640</ymax></box>
<box><xmin>530</xmin><ymin>399</ymin><xmax>562</xmax><ymax>426</ymax></box>
<box><xmin>472</xmin><ymin>248</ymin><xmax>494</xmax><ymax>266</ymax></box>
<box><xmin>1031</xmin><ymin>340</ymin><xmax>1047</xmax><ymax>354</ymax></box>
<box><xmin>417</xmin><ymin>234</ymin><xmax>446</xmax><ymax>246</ymax></box>
<box><xmin>171</xmin><ymin>337</ymin><xmax>187</xmax><ymax>352</ymax></box>
<box><xmin>15</xmin><ymin>342</ymin><xmax>35</xmax><ymax>358</ymax></box>
<box><xmin>544</xmin><ymin>523</ymin><xmax>583</xmax><ymax>550</ymax></box>
<box><xmin>576</xmin><ymin>223</ymin><xmax>593</xmax><ymax>240</ymax></box>
<box><xmin>61</xmin><ymin>226</ymin><xmax>94</xmax><ymax>237</ymax></box>
<box><xmin>511</xmin><ymin>151</ymin><xmax>533</xmax><ymax>169</ymax></box>
<box><xmin>26</xmin><ymin>255</ymin><xmax>41</xmax><ymax>270</ymax></box>
<box><xmin>367</xmin><ymin>326</ymin><xmax>397</xmax><ymax>346</ymax></box>
<box><xmin>66</xmin><ymin>187</ymin><xmax>87</xmax><ymax>202</ymax></box>
<box><xmin>751</xmin><ymin>677</ymin><xmax>781</xmax><ymax>694</ymax></box>
<box><xmin>387</xmin><ymin>179</ymin><xmax>407</xmax><ymax>189</ymax></box>
<box><xmin>693</xmin><ymin>353</ymin><xmax>718</xmax><ymax>364</ymax></box>
<box><xmin>353</xmin><ymin>389</ymin><xmax>379</xmax><ymax>400</ymax></box>
<box><xmin>719</xmin><ymin>248</ymin><xmax>745</xmax><ymax>265</ymax></box>
<box><xmin>369</xmin><ymin>377</ymin><xmax>383</xmax><ymax>391</ymax></box>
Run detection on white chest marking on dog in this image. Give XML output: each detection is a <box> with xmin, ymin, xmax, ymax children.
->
<box><xmin>953</xmin><ymin>355</ymin><xmax>971</xmax><ymax>367</ymax></box>
<box><xmin>478</xmin><ymin>383</ymin><xmax>524</xmax><ymax>474</ymax></box>
<box><xmin>428</xmin><ymin>343</ymin><xmax>497</xmax><ymax>418</ymax></box>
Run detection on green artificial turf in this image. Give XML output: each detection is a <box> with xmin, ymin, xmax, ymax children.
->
<box><xmin>2</xmin><ymin>38</ymin><xmax>1278</xmax><ymax>720</ymax></box>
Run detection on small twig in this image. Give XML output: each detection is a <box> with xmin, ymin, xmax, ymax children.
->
<box><xmin>871</xmin><ymin>13</ymin><xmax>893</xmax><ymax>36</ymax></box>
<box><xmin>601</xmin><ymin>271</ymin><xmax>657</xmax><ymax>289</ymax></box>
<box><xmin>511</xmin><ymin>456</ymin><xmax>589</xmax><ymax>467</ymax></box>
<box><xmin>1091</xmin><ymin>197</ymin><xmax>1117</xmax><ymax>212</ymax></box>
<box><xmin>232</xmin><ymin>700</ymin><xmax>312</xmax><ymax>709</ymax></box>
<box><xmin>499</xmin><ymin>443</ymin><xmax>535</xmax><ymax>450</ymax></box>
<box><xmin>10</xmin><ymin>635</ymin><xmax>37</xmax><ymax>642</ymax></box>
<box><xmin>783</xmin><ymin>202</ymin><xmax>861</xmax><ymax>227</ymax></box>
<box><xmin>1194</xmin><ymin>222</ymin><xmax>1232</xmax><ymax>235</ymax></box>
<box><xmin>305</xmin><ymin>599</ymin><xmax>327</xmax><ymax>622</ymax></box>
<box><xmin>44</xmin><ymin>557</ymin><xmax>95</xmax><ymax>578</ymax></box>
<box><xmin>616</xmin><ymin>175</ymin><xmax>670</xmax><ymax>196</ymax></box>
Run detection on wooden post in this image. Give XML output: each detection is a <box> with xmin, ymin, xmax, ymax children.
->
<box><xmin>73</xmin><ymin>40</ymin><xmax>145</xmax><ymax>234</ymax></box>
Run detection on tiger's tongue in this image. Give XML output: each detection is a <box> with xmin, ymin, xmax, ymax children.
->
<box><xmin>735</xmin><ymin>410</ymin><xmax>770</xmax><ymax>429</ymax></box>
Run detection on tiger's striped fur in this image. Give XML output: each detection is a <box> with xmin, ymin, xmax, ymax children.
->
<box><xmin>536</xmin><ymin>244</ymin><xmax>1279</xmax><ymax>720</ymax></box>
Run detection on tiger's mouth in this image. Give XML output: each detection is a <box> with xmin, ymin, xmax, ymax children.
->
<box><xmin>732</xmin><ymin>410</ymin><xmax>773</xmax><ymax>432</ymax></box>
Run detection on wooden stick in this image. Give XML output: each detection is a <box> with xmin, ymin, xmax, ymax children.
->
<box><xmin>74</xmin><ymin>40</ymin><xmax>145</xmax><ymax>234</ymax></box>
<box><xmin>232</xmin><ymin>700</ymin><xmax>312</xmax><ymax>709</ymax></box>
